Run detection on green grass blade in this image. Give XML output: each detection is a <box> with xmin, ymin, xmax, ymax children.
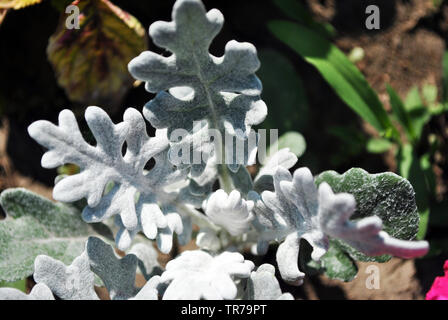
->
<box><xmin>268</xmin><ymin>20</ymin><xmax>395</xmax><ymax>135</ymax></box>
<box><xmin>386</xmin><ymin>84</ymin><xmax>416</xmax><ymax>143</ymax></box>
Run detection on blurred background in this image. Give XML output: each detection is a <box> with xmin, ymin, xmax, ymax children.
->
<box><xmin>1</xmin><ymin>0</ymin><xmax>448</xmax><ymax>299</ymax></box>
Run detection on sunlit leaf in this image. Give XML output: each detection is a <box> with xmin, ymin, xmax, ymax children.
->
<box><xmin>47</xmin><ymin>0</ymin><xmax>147</xmax><ymax>109</ymax></box>
<box><xmin>272</xmin><ymin>0</ymin><xmax>335</xmax><ymax>38</ymax></box>
<box><xmin>405</xmin><ymin>86</ymin><xmax>423</xmax><ymax>111</ymax></box>
<box><xmin>366</xmin><ymin>138</ymin><xmax>392</xmax><ymax>154</ymax></box>
<box><xmin>315</xmin><ymin>168</ymin><xmax>423</xmax><ymax>262</ymax></box>
<box><xmin>268</xmin><ymin>20</ymin><xmax>396</xmax><ymax>136</ymax></box>
<box><xmin>0</xmin><ymin>188</ymin><xmax>113</xmax><ymax>282</ymax></box>
<box><xmin>0</xmin><ymin>0</ymin><xmax>42</xmax><ymax>10</ymax></box>
<box><xmin>422</xmin><ymin>84</ymin><xmax>438</xmax><ymax>106</ymax></box>
<box><xmin>267</xmin><ymin>131</ymin><xmax>306</xmax><ymax>158</ymax></box>
<box><xmin>0</xmin><ymin>9</ymin><xmax>7</xmax><ymax>25</ymax></box>
<box><xmin>386</xmin><ymin>84</ymin><xmax>416</xmax><ymax>142</ymax></box>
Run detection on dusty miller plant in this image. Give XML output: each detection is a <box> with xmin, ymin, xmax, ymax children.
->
<box><xmin>0</xmin><ymin>0</ymin><xmax>429</xmax><ymax>300</ymax></box>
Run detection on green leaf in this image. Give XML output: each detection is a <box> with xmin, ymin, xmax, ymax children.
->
<box><xmin>320</xmin><ymin>242</ymin><xmax>358</xmax><ymax>281</ymax></box>
<box><xmin>0</xmin><ymin>188</ymin><xmax>113</xmax><ymax>282</ymax></box>
<box><xmin>397</xmin><ymin>145</ymin><xmax>431</xmax><ymax>239</ymax></box>
<box><xmin>47</xmin><ymin>0</ymin><xmax>147</xmax><ymax>108</ymax></box>
<box><xmin>405</xmin><ymin>86</ymin><xmax>423</xmax><ymax>111</ymax></box>
<box><xmin>326</xmin><ymin>125</ymin><xmax>367</xmax><ymax>165</ymax></box>
<box><xmin>298</xmin><ymin>232</ymin><xmax>358</xmax><ymax>282</ymax></box>
<box><xmin>366</xmin><ymin>138</ymin><xmax>393</xmax><ymax>154</ymax></box>
<box><xmin>0</xmin><ymin>278</ymin><xmax>26</xmax><ymax>292</ymax></box>
<box><xmin>386</xmin><ymin>84</ymin><xmax>416</xmax><ymax>142</ymax></box>
<box><xmin>403</xmin><ymin>86</ymin><xmax>434</xmax><ymax>138</ymax></box>
<box><xmin>443</xmin><ymin>51</ymin><xmax>448</xmax><ymax>104</ymax></box>
<box><xmin>258</xmin><ymin>49</ymin><xmax>309</xmax><ymax>132</ymax></box>
<box><xmin>315</xmin><ymin>168</ymin><xmax>420</xmax><ymax>262</ymax></box>
<box><xmin>422</xmin><ymin>84</ymin><xmax>438</xmax><ymax>106</ymax></box>
<box><xmin>268</xmin><ymin>20</ymin><xmax>395</xmax><ymax>135</ymax></box>
<box><xmin>272</xmin><ymin>0</ymin><xmax>335</xmax><ymax>38</ymax></box>
<box><xmin>267</xmin><ymin>131</ymin><xmax>306</xmax><ymax>158</ymax></box>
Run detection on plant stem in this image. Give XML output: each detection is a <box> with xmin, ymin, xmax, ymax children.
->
<box><xmin>175</xmin><ymin>203</ymin><xmax>221</xmax><ymax>233</ymax></box>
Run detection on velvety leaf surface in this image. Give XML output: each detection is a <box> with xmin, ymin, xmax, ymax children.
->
<box><xmin>47</xmin><ymin>0</ymin><xmax>147</xmax><ymax>108</ymax></box>
<box><xmin>28</xmin><ymin>107</ymin><xmax>189</xmax><ymax>253</ymax></box>
<box><xmin>0</xmin><ymin>283</ymin><xmax>54</xmax><ymax>300</ymax></box>
<box><xmin>0</xmin><ymin>188</ymin><xmax>111</xmax><ymax>282</ymax></box>
<box><xmin>160</xmin><ymin>250</ymin><xmax>254</xmax><ymax>300</ymax></box>
<box><xmin>250</xmin><ymin>167</ymin><xmax>428</xmax><ymax>285</ymax></box>
<box><xmin>86</xmin><ymin>236</ymin><xmax>138</xmax><ymax>300</ymax></box>
<box><xmin>315</xmin><ymin>168</ymin><xmax>422</xmax><ymax>262</ymax></box>
<box><xmin>34</xmin><ymin>252</ymin><xmax>99</xmax><ymax>300</ymax></box>
<box><xmin>128</xmin><ymin>0</ymin><xmax>267</xmax><ymax>181</ymax></box>
<box><xmin>244</xmin><ymin>264</ymin><xmax>293</xmax><ymax>300</ymax></box>
<box><xmin>320</xmin><ymin>242</ymin><xmax>358</xmax><ymax>281</ymax></box>
<box><xmin>205</xmin><ymin>190</ymin><xmax>253</xmax><ymax>236</ymax></box>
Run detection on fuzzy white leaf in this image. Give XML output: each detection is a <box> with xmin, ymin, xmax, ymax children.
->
<box><xmin>250</xmin><ymin>167</ymin><xmax>429</xmax><ymax>285</ymax></box>
<box><xmin>205</xmin><ymin>190</ymin><xmax>253</xmax><ymax>236</ymax></box>
<box><xmin>128</xmin><ymin>0</ymin><xmax>267</xmax><ymax>179</ymax></box>
<box><xmin>28</xmin><ymin>107</ymin><xmax>189</xmax><ymax>252</ymax></box>
<box><xmin>0</xmin><ymin>283</ymin><xmax>54</xmax><ymax>300</ymax></box>
<box><xmin>34</xmin><ymin>252</ymin><xmax>99</xmax><ymax>300</ymax></box>
<box><xmin>160</xmin><ymin>250</ymin><xmax>254</xmax><ymax>300</ymax></box>
<box><xmin>86</xmin><ymin>237</ymin><xmax>138</xmax><ymax>300</ymax></box>
<box><xmin>244</xmin><ymin>264</ymin><xmax>293</xmax><ymax>300</ymax></box>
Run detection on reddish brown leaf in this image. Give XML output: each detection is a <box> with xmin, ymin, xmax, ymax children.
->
<box><xmin>47</xmin><ymin>0</ymin><xmax>148</xmax><ymax>110</ymax></box>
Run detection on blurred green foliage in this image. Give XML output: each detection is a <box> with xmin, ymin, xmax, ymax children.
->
<box><xmin>269</xmin><ymin>0</ymin><xmax>448</xmax><ymax>241</ymax></box>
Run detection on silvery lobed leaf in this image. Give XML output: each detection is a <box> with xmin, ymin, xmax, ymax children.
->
<box><xmin>86</xmin><ymin>236</ymin><xmax>138</xmax><ymax>300</ymax></box>
<box><xmin>249</xmin><ymin>167</ymin><xmax>429</xmax><ymax>285</ymax></box>
<box><xmin>205</xmin><ymin>190</ymin><xmax>254</xmax><ymax>236</ymax></box>
<box><xmin>128</xmin><ymin>0</ymin><xmax>267</xmax><ymax>181</ymax></box>
<box><xmin>114</xmin><ymin>201</ymin><xmax>191</xmax><ymax>254</ymax></box>
<box><xmin>2</xmin><ymin>238</ymin><xmax>161</xmax><ymax>300</ymax></box>
<box><xmin>160</xmin><ymin>250</ymin><xmax>254</xmax><ymax>300</ymax></box>
<box><xmin>28</xmin><ymin>107</ymin><xmax>189</xmax><ymax>253</ymax></box>
<box><xmin>131</xmin><ymin>279</ymin><xmax>159</xmax><ymax>300</ymax></box>
<box><xmin>128</xmin><ymin>241</ymin><xmax>163</xmax><ymax>280</ymax></box>
<box><xmin>196</xmin><ymin>228</ymin><xmax>222</xmax><ymax>252</ymax></box>
<box><xmin>244</xmin><ymin>264</ymin><xmax>293</xmax><ymax>300</ymax></box>
<box><xmin>0</xmin><ymin>283</ymin><xmax>54</xmax><ymax>300</ymax></box>
<box><xmin>33</xmin><ymin>252</ymin><xmax>99</xmax><ymax>300</ymax></box>
<box><xmin>0</xmin><ymin>188</ymin><xmax>112</xmax><ymax>282</ymax></box>
<box><xmin>254</xmin><ymin>148</ymin><xmax>298</xmax><ymax>193</ymax></box>
<box><xmin>315</xmin><ymin>168</ymin><xmax>426</xmax><ymax>262</ymax></box>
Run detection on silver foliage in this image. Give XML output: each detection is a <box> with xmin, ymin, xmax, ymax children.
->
<box><xmin>128</xmin><ymin>0</ymin><xmax>267</xmax><ymax>184</ymax></box>
<box><xmin>244</xmin><ymin>264</ymin><xmax>293</xmax><ymax>300</ymax></box>
<box><xmin>249</xmin><ymin>167</ymin><xmax>429</xmax><ymax>285</ymax></box>
<box><xmin>28</xmin><ymin>107</ymin><xmax>190</xmax><ymax>253</ymax></box>
<box><xmin>160</xmin><ymin>250</ymin><xmax>254</xmax><ymax>300</ymax></box>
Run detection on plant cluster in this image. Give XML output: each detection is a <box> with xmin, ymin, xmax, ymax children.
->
<box><xmin>0</xmin><ymin>0</ymin><xmax>429</xmax><ymax>300</ymax></box>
